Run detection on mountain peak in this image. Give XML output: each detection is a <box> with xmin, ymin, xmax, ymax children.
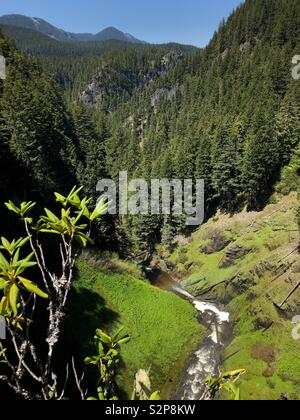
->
<box><xmin>0</xmin><ymin>14</ymin><xmax>146</xmax><ymax>44</ymax></box>
<box><xmin>95</xmin><ymin>26</ymin><xmax>144</xmax><ymax>43</ymax></box>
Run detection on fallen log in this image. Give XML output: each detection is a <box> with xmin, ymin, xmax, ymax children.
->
<box><xmin>279</xmin><ymin>279</ymin><xmax>300</xmax><ymax>308</ymax></box>
<box><xmin>195</xmin><ymin>279</ymin><xmax>227</xmax><ymax>297</ymax></box>
<box><xmin>273</xmin><ymin>278</ymin><xmax>300</xmax><ymax>311</ymax></box>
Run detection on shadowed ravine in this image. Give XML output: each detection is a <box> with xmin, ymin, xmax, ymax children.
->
<box><xmin>146</xmin><ymin>268</ymin><xmax>232</xmax><ymax>400</ymax></box>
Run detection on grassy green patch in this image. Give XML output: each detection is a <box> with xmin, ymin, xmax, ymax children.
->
<box><xmin>224</xmin><ymin>326</ymin><xmax>300</xmax><ymax>400</ymax></box>
<box><xmin>66</xmin><ymin>257</ymin><xmax>203</xmax><ymax>398</ymax></box>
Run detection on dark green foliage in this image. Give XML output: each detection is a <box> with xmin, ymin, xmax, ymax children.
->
<box><xmin>0</xmin><ymin>31</ymin><xmax>116</xmax><ymax>246</ymax></box>
<box><xmin>103</xmin><ymin>0</ymin><xmax>300</xmax><ymax>249</ymax></box>
<box><xmin>0</xmin><ymin>31</ymin><xmax>79</xmax><ymax>200</ymax></box>
<box><xmin>2</xmin><ymin>0</ymin><xmax>300</xmax><ymax>254</ymax></box>
<box><xmin>0</xmin><ymin>24</ymin><xmax>195</xmax><ymax>105</ymax></box>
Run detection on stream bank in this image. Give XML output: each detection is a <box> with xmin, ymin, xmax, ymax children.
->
<box><xmin>146</xmin><ymin>267</ymin><xmax>233</xmax><ymax>400</ymax></box>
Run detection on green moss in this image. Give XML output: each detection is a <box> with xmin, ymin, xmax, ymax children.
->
<box><xmin>161</xmin><ymin>192</ymin><xmax>300</xmax><ymax>400</ymax></box>
<box><xmin>224</xmin><ymin>325</ymin><xmax>300</xmax><ymax>400</ymax></box>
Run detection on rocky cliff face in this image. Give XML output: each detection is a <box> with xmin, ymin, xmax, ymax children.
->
<box><xmin>79</xmin><ymin>50</ymin><xmax>184</xmax><ymax>111</ymax></box>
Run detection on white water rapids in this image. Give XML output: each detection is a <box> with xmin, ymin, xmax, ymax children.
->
<box><xmin>146</xmin><ymin>269</ymin><xmax>231</xmax><ymax>401</ymax></box>
<box><xmin>172</xmin><ymin>285</ymin><xmax>231</xmax><ymax>400</ymax></box>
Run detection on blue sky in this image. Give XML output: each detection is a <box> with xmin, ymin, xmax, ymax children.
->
<box><xmin>0</xmin><ymin>0</ymin><xmax>244</xmax><ymax>46</ymax></box>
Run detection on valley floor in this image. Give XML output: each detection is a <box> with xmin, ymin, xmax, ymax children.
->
<box><xmin>66</xmin><ymin>192</ymin><xmax>300</xmax><ymax>401</ymax></box>
<box><xmin>67</xmin><ymin>256</ymin><xmax>204</xmax><ymax>399</ymax></box>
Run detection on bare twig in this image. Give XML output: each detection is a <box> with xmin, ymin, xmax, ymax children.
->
<box><xmin>58</xmin><ymin>363</ymin><xmax>70</xmax><ymax>400</ymax></box>
<box><xmin>72</xmin><ymin>357</ymin><xmax>87</xmax><ymax>401</ymax></box>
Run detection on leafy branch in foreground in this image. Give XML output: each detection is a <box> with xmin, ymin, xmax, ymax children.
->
<box><xmin>85</xmin><ymin>327</ymin><xmax>130</xmax><ymax>400</ymax></box>
<box><xmin>132</xmin><ymin>369</ymin><xmax>161</xmax><ymax>401</ymax></box>
<box><xmin>84</xmin><ymin>328</ymin><xmax>160</xmax><ymax>401</ymax></box>
<box><xmin>0</xmin><ymin>187</ymin><xmax>109</xmax><ymax>400</ymax></box>
<box><xmin>204</xmin><ymin>369</ymin><xmax>246</xmax><ymax>401</ymax></box>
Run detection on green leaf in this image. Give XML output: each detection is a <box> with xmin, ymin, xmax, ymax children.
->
<box><xmin>131</xmin><ymin>388</ymin><xmax>137</xmax><ymax>401</ymax></box>
<box><xmin>0</xmin><ymin>279</ymin><xmax>9</xmax><ymax>291</ymax></box>
<box><xmin>149</xmin><ymin>391</ymin><xmax>161</xmax><ymax>400</ymax></box>
<box><xmin>96</xmin><ymin>329</ymin><xmax>112</xmax><ymax>344</ymax></box>
<box><xmin>75</xmin><ymin>232</ymin><xmax>93</xmax><ymax>248</ymax></box>
<box><xmin>97</xmin><ymin>386</ymin><xmax>105</xmax><ymax>400</ymax></box>
<box><xmin>9</xmin><ymin>284</ymin><xmax>19</xmax><ymax>316</ymax></box>
<box><xmin>0</xmin><ymin>252</ymin><xmax>10</xmax><ymax>272</ymax></box>
<box><xmin>15</xmin><ymin>261</ymin><xmax>38</xmax><ymax>276</ymax></box>
<box><xmin>18</xmin><ymin>277</ymin><xmax>48</xmax><ymax>299</ymax></box>
<box><xmin>16</xmin><ymin>236</ymin><xmax>31</xmax><ymax>249</ymax></box>
<box><xmin>14</xmin><ymin>252</ymin><xmax>37</xmax><ymax>275</ymax></box>
<box><xmin>112</xmin><ymin>326</ymin><xmax>125</xmax><ymax>341</ymax></box>
<box><xmin>21</xmin><ymin>202</ymin><xmax>36</xmax><ymax>214</ymax></box>
<box><xmin>40</xmin><ymin>229</ymin><xmax>62</xmax><ymax>236</ymax></box>
<box><xmin>68</xmin><ymin>193</ymin><xmax>81</xmax><ymax>208</ymax></box>
<box><xmin>222</xmin><ymin>369</ymin><xmax>246</xmax><ymax>379</ymax></box>
<box><xmin>54</xmin><ymin>192</ymin><xmax>67</xmax><ymax>206</ymax></box>
<box><xmin>44</xmin><ymin>208</ymin><xmax>60</xmax><ymax>223</ymax></box>
<box><xmin>107</xmin><ymin>348</ymin><xmax>118</xmax><ymax>358</ymax></box>
<box><xmin>90</xmin><ymin>198</ymin><xmax>110</xmax><ymax>221</ymax></box>
<box><xmin>12</xmin><ymin>248</ymin><xmax>20</xmax><ymax>266</ymax></box>
<box><xmin>117</xmin><ymin>336</ymin><xmax>131</xmax><ymax>346</ymax></box>
<box><xmin>97</xmin><ymin>341</ymin><xmax>105</xmax><ymax>357</ymax></box>
<box><xmin>1</xmin><ymin>237</ymin><xmax>12</xmax><ymax>254</ymax></box>
<box><xmin>5</xmin><ymin>201</ymin><xmax>20</xmax><ymax>215</ymax></box>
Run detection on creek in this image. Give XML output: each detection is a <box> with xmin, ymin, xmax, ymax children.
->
<box><xmin>146</xmin><ymin>268</ymin><xmax>232</xmax><ymax>400</ymax></box>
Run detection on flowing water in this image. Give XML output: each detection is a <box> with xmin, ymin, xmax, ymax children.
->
<box><xmin>146</xmin><ymin>268</ymin><xmax>232</xmax><ymax>400</ymax></box>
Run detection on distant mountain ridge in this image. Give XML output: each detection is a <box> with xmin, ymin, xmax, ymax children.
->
<box><xmin>0</xmin><ymin>14</ymin><xmax>146</xmax><ymax>44</ymax></box>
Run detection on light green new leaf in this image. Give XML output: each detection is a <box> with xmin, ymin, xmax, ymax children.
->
<box><xmin>96</xmin><ymin>329</ymin><xmax>112</xmax><ymax>344</ymax></box>
<box><xmin>54</xmin><ymin>192</ymin><xmax>67</xmax><ymax>206</ymax></box>
<box><xmin>16</xmin><ymin>236</ymin><xmax>31</xmax><ymax>249</ymax></box>
<box><xmin>75</xmin><ymin>232</ymin><xmax>93</xmax><ymax>248</ymax></box>
<box><xmin>90</xmin><ymin>198</ymin><xmax>110</xmax><ymax>222</ymax></box>
<box><xmin>18</xmin><ymin>277</ymin><xmax>48</xmax><ymax>299</ymax></box>
<box><xmin>117</xmin><ymin>336</ymin><xmax>131</xmax><ymax>346</ymax></box>
<box><xmin>5</xmin><ymin>201</ymin><xmax>20</xmax><ymax>215</ymax></box>
<box><xmin>44</xmin><ymin>208</ymin><xmax>60</xmax><ymax>224</ymax></box>
<box><xmin>112</xmin><ymin>326</ymin><xmax>125</xmax><ymax>341</ymax></box>
<box><xmin>0</xmin><ymin>279</ymin><xmax>9</xmax><ymax>291</ymax></box>
<box><xmin>40</xmin><ymin>229</ymin><xmax>62</xmax><ymax>236</ymax></box>
<box><xmin>1</xmin><ymin>237</ymin><xmax>12</xmax><ymax>254</ymax></box>
<box><xmin>0</xmin><ymin>252</ymin><xmax>10</xmax><ymax>272</ymax></box>
<box><xmin>149</xmin><ymin>391</ymin><xmax>161</xmax><ymax>400</ymax></box>
<box><xmin>97</xmin><ymin>386</ymin><xmax>106</xmax><ymax>400</ymax></box>
<box><xmin>12</xmin><ymin>248</ymin><xmax>20</xmax><ymax>266</ymax></box>
<box><xmin>21</xmin><ymin>202</ymin><xmax>36</xmax><ymax>215</ymax></box>
<box><xmin>9</xmin><ymin>284</ymin><xmax>19</xmax><ymax>316</ymax></box>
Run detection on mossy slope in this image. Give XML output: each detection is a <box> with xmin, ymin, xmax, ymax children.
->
<box><xmin>162</xmin><ymin>193</ymin><xmax>300</xmax><ymax>400</ymax></box>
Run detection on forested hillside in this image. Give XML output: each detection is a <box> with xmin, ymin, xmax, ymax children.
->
<box><xmin>2</xmin><ymin>0</ymin><xmax>299</xmax><ymax>257</ymax></box>
<box><xmin>0</xmin><ymin>32</ymin><xmax>113</xmax><ymax>245</ymax></box>
<box><xmin>98</xmin><ymin>0</ymin><xmax>300</xmax><ymax>254</ymax></box>
<box><xmin>0</xmin><ymin>24</ymin><xmax>196</xmax><ymax>102</ymax></box>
